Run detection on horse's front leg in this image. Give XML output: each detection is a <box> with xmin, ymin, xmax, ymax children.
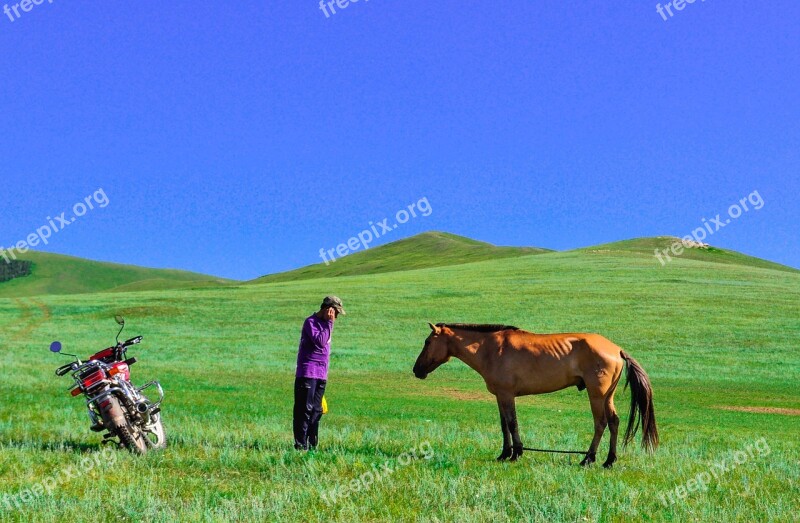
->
<box><xmin>496</xmin><ymin>397</ymin><xmax>512</xmax><ymax>461</ymax></box>
<box><xmin>498</xmin><ymin>395</ymin><xmax>524</xmax><ymax>461</ymax></box>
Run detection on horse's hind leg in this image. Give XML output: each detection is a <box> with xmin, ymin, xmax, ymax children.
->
<box><xmin>581</xmin><ymin>393</ymin><xmax>608</xmax><ymax>467</ymax></box>
<box><xmin>602</xmin><ymin>358</ymin><xmax>624</xmax><ymax>468</ymax></box>
<box><xmin>602</xmin><ymin>396</ymin><xmax>620</xmax><ymax>468</ymax></box>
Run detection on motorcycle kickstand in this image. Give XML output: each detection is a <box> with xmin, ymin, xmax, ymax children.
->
<box><xmin>101</xmin><ymin>433</ymin><xmax>122</xmax><ymax>448</ymax></box>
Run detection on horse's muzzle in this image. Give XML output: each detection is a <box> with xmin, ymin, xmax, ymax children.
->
<box><xmin>413</xmin><ymin>366</ymin><xmax>428</xmax><ymax>380</ymax></box>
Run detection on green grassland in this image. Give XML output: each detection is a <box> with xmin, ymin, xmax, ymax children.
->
<box><xmin>0</xmin><ymin>236</ymin><xmax>798</xmax><ymax>522</ymax></box>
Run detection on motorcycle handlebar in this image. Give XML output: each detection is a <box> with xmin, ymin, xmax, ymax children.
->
<box><xmin>122</xmin><ymin>336</ymin><xmax>143</xmax><ymax>348</ymax></box>
<box><xmin>55</xmin><ymin>365</ymin><xmax>73</xmax><ymax>377</ymax></box>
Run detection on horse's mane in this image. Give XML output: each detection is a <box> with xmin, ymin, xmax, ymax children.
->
<box><xmin>439</xmin><ymin>323</ymin><xmax>520</xmax><ymax>333</ymax></box>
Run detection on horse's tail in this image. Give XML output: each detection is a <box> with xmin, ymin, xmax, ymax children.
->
<box><xmin>620</xmin><ymin>350</ymin><xmax>659</xmax><ymax>452</ymax></box>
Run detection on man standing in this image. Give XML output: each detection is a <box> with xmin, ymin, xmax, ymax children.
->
<box><xmin>293</xmin><ymin>295</ymin><xmax>345</xmax><ymax>450</ymax></box>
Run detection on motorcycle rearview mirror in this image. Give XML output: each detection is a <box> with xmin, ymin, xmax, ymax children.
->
<box><xmin>50</xmin><ymin>341</ymin><xmax>79</xmax><ymax>360</ymax></box>
<box><xmin>114</xmin><ymin>315</ymin><xmax>126</xmax><ymax>344</ymax></box>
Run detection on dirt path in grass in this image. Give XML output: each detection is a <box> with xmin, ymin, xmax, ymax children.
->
<box><xmin>716</xmin><ymin>406</ymin><xmax>800</xmax><ymax>416</ymax></box>
<box><xmin>9</xmin><ymin>297</ymin><xmax>51</xmax><ymax>342</ymax></box>
<box><xmin>415</xmin><ymin>387</ymin><xmax>493</xmax><ymax>402</ymax></box>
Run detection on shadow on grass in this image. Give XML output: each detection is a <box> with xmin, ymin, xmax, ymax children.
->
<box><xmin>0</xmin><ymin>439</ymin><xmax>107</xmax><ymax>454</ymax></box>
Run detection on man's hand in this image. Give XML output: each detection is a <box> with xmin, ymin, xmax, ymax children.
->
<box><xmin>324</xmin><ymin>307</ymin><xmax>336</xmax><ymax>322</ymax></box>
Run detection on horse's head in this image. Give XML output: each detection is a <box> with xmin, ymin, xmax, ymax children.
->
<box><xmin>413</xmin><ymin>323</ymin><xmax>452</xmax><ymax>379</ymax></box>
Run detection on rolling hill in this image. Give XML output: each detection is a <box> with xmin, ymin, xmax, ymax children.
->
<box><xmin>578</xmin><ymin>236</ymin><xmax>799</xmax><ymax>274</ymax></box>
<box><xmin>249</xmin><ymin>232</ymin><xmax>797</xmax><ymax>285</ymax></box>
<box><xmin>1</xmin><ymin>233</ymin><xmax>795</xmax><ymax>298</ymax></box>
<box><xmin>248</xmin><ymin>231</ymin><xmax>553</xmax><ymax>284</ymax></box>
<box><xmin>0</xmin><ymin>251</ymin><xmax>231</xmax><ymax>297</ymax></box>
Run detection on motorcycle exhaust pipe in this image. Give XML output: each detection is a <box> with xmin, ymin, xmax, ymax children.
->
<box><xmin>135</xmin><ymin>402</ymin><xmax>151</xmax><ymax>423</ymax></box>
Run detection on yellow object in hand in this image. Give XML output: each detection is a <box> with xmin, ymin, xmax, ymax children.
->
<box><xmin>321</xmin><ymin>395</ymin><xmax>328</xmax><ymax>414</ymax></box>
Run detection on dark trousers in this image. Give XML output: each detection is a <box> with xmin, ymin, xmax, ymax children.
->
<box><xmin>293</xmin><ymin>377</ymin><xmax>326</xmax><ymax>449</ymax></box>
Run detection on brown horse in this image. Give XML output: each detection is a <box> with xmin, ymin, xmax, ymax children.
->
<box><xmin>412</xmin><ymin>323</ymin><xmax>658</xmax><ymax>467</ymax></box>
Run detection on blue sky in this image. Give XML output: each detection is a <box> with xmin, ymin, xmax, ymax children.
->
<box><xmin>1</xmin><ymin>1</ymin><xmax>798</xmax><ymax>280</ymax></box>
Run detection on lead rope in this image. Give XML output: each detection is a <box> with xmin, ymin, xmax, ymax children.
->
<box><xmin>521</xmin><ymin>447</ymin><xmax>588</xmax><ymax>455</ymax></box>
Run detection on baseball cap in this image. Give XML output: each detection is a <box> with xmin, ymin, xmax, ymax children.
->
<box><xmin>321</xmin><ymin>295</ymin><xmax>346</xmax><ymax>315</ymax></box>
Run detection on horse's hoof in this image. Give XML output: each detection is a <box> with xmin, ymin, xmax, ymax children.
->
<box><xmin>508</xmin><ymin>447</ymin><xmax>523</xmax><ymax>462</ymax></box>
<box><xmin>602</xmin><ymin>461</ymin><xmax>614</xmax><ymax>469</ymax></box>
<box><xmin>496</xmin><ymin>449</ymin><xmax>512</xmax><ymax>461</ymax></box>
<box><xmin>580</xmin><ymin>455</ymin><xmax>595</xmax><ymax>467</ymax></box>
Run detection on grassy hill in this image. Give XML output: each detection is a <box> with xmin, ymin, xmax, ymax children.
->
<box><xmin>580</xmin><ymin>236</ymin><xmax>799</xmax><ymax>274</ymax></box>
<box><xmin>0</xmin><ymin>239</ymin><xmax>797</xmax><ymax>521</ymax></box>
<box><xmin>2</xmin><ymin>234</ymin><xmax>794</xmax><ymax>300</ymax></box>
<box><xmin>251</xmin><ymin>232</ymin><xmax>797</xmax><ymax>285</ymax></box>
<box><xmin>249</xmin><ymin>231</ymin><xmax>552</xmax><ymax>284</ymax></box>
<box><xmin>0</xmin><ymin>251</ymin><xmax>230</xmax><ymax>298</ymax></box>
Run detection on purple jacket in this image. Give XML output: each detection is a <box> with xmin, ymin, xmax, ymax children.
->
<box><xmin>295</xmin><ymin>314</ymin><xmax>333</xmax><ymax>380</ymax></box>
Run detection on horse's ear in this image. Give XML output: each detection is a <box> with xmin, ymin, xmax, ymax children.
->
<box><xmin>428</xmin><ymin>322</ymin><xmax>440</xmax><ymax>334</ymax></box>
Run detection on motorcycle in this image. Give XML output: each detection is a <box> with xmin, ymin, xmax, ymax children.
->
<box><xmin>51</xmin><ymin>315</ymin><xmax>166</xmax><ymax>454</ymax></box>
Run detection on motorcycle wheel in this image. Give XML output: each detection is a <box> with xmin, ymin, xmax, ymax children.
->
<box><xmin>116</xmin><ymin>420</ymin><xmax>149</xmax><ymax>455</ymax></box>
<box><xmin>143</xmin><ymin>413</ymin><xmax>167</xmax><ymax>450</ymax></box>
<box><xmin>103</xmin><ymin>397</ymin><xmax>148</xmax><ymax>454</ymax></box>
